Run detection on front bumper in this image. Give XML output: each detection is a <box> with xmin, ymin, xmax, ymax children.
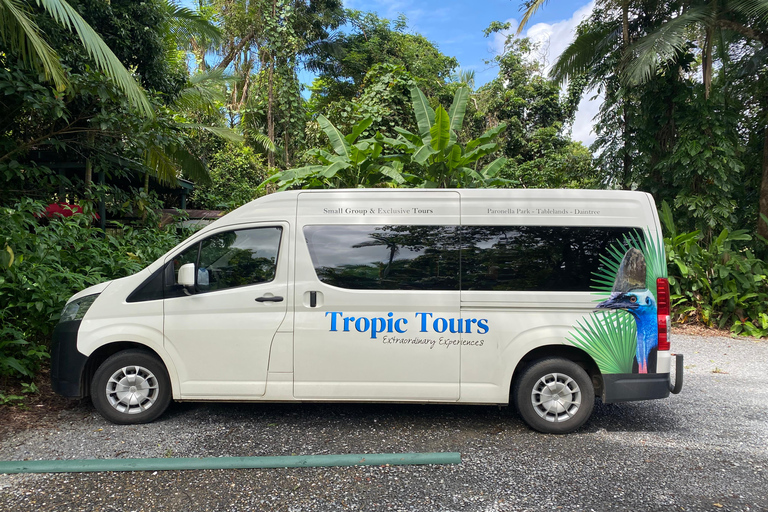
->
<box><xmin>50</xmin><ymin>320</ymin><xmax>87</xmax><ymax>398</ymax></box>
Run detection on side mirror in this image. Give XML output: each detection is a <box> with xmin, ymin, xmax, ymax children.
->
<box><xmin>178</xmin><ymin>263</ymin><xmax>196</xmax><ymax>291</ymax></box>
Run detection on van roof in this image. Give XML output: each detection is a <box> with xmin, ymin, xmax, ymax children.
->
<box><xmin>209</xmin><ymin>188</ymin><xmax>656</xmax><ymax>229</ymax></box>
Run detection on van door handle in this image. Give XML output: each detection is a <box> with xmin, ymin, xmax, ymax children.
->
<box><xmin>255</xmin><ymin>296</ymin><xmax>284</xmax><ymax>302</ymax></box>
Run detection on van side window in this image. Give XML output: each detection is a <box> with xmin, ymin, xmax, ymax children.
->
<box><xmin>304</xmin><ymin>225</ymin><xmax>460</xmax><ymax>290</ymax></box>
<box><xmin>170</xmin><ymin>227</ymin><xmax>282</xmax><ymax>294</ymax></box>
<box><xmin>461</xmin><ymin>226</ymin><xmax>642</xmax><ymax>292</ymax></box>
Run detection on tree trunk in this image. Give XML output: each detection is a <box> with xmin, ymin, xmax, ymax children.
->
<box><xmin>620</xmin><ymin>1</ymin><xmax>631</xmax><ymax>189</ymax></box>
<box><xmin>621</xmin><ymin>1</ymin><xmax>629</xmax><ymax>46</ymax></box>
<box><xmin>84</xmin><ymin>131</ymin><xmax>95</xmax><ymax>188</ymax></box>
<box><xmin>284</xmin><ymin>129</ymin><xmax>289</xmax><ymax>168</ymax></box>
<box><xmin>622</xmin><ymin>102</ymin><xmax>631</xmax><ymax>189</ymax></box>
<box><xmin>267</xmin><ymin>60</ymin><xmax>275</xmax><ymax>168</ymax></box>
<box><xmin>703</xmin><ymin>25</ymin><xmax>714</xmax><ymax>100</ymax></box>
<box><xmin>758</xmin><ymin>113</ymin><xmax>768</xmax><ymax>239</ymax></box>
<box><xmin>215</xmin><ymin>33</ymin><xmax>254</xmax><ymax>72</ymax></box>
<box><xmin>84</xmin><ymin>159</ymin><xmax>92</xmax><ymax>188</ymax></box>
<box><xmin>266</xmin><ymin>0</ymin><xmax>277</xmax><ymax>168</ymax></box>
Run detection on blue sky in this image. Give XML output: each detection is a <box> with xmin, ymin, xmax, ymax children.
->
<box><xmin>342</xmin><ymin>0</ymin><xmax>588</xmax><ymax>85</ymax></box>
<box><xmin>341</xmin><ymin>0</ymin><xmax>598</xmax><ymax>145</ymax></box>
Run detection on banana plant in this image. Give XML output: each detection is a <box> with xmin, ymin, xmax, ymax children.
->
<box><xmin>262</xmin><ymin>115</ymin><xmax>407</xmax><ymax>190</ymax></box>
<box><xmin>382</xmin><ymin>86</ymin><xmax>510</xmax><ymax>188</ymax></box>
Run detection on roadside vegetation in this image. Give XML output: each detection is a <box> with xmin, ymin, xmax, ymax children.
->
<box><xmin>2</xmin><ymin>0</ymin><xmax>768</xmax><ymax>404</ymax></box>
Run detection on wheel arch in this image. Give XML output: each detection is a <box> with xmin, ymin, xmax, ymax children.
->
<box><xmin>83</xmin><ymin>342</ymin><xmax>178</xmax><ymax>399</ymax></box>
<box><xmin>510</xmin><ymin>344</ymin><xmax>603</xmax><ymax>399</ymax></box>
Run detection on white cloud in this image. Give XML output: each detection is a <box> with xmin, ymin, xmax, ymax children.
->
<box><xmin>488</xmin><ymin>2</ymin><xmax>600</xmax><ymax>147</ymax></box>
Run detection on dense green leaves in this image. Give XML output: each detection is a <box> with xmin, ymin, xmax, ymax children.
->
<box><xmin>661</xmin><ymin>202</ymin><xmax>768</xmax><ymax>336</ymax></box>
<box><xmin>0</xmin><ymin>200</ymin><xmax>195</xmax><ymax>380</ymax></box>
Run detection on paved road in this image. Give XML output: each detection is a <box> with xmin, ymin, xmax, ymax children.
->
<box><xmin>1</xmin><ymin>334</ymin><xmax>767</xmax><ymax>511</ymax></box>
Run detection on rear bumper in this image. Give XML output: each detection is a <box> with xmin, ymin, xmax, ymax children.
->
<box><xmin>602</xmin><ymin>353</ymin><xmax>684</xmax><ymax>403</ymax></box>
<box><xmin>50</xmin><ymin>320</ymin><xmax>87</xmax><ymax>398</ymax></box>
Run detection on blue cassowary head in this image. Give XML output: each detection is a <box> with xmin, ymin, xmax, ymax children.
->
<box><xmin>596</xmin><ymin>248</ymin><xmax>658</xmax><ymax>373</ymax></box>
<box><xmin>597</xmin><ymin>289</ymin><xmax>656</xmax><ymax>318</ymax></box>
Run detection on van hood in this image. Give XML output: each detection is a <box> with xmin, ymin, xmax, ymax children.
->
<box><xmin>68</xmin><ymin>280</ymin><xmax>113</xmax><ymax>302</ymax></box>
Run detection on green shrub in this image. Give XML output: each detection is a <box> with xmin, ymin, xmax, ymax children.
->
<box><xmin>190</xmin><ymin>144</ymin><xmax>269</xmax><ymax>210</ymax></box>
<box><xmin>0</xmin><ymin>199</ymin><xmax>193</xmax><ymax>380</ymax></box>
<box><xmin>660</xmin><ymin>201</ymin><xmax>768</xmax><ymax>337</ymax></box>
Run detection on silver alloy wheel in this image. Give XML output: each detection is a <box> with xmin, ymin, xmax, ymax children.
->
<box><xmin>105</xmin><ymin>365</ymin><xmax>160</xmax><ymax>414</ymax></box>
<box><xmin>530</xmin><ymin>372</ymin><xmax>582</xmax><ymax>423</ymax></box>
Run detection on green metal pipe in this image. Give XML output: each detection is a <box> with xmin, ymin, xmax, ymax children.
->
<box><xmin>0</xmin><ymin>452</ymin><xmax>461</xmax><ymax>474</ymax></box>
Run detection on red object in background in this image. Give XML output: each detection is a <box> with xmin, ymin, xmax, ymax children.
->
<box><xmin>41</xmin><ymin>203</ymin><xmax>100</xmax><ymax>220</ymax></box>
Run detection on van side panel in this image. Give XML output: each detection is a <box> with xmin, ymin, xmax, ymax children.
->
<box><xmin>458</xmin><ymin>298</ymin><xmax>596</xmax><ymax>403</ymax></box>
<box><xmin>293</xmin><ymin>191</ymin><xmax>463</xmax><ymax>401</ymax></box>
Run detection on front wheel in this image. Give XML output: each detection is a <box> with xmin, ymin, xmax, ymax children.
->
<box><xmin>513</xmin><ymin>358</ymin><xmax>594</xmax><ymax>434</ymax></box>
<box><xmin>91</xmin><ymin>350</ymin><xmax>171</xmax><ymax>424</ymax></box>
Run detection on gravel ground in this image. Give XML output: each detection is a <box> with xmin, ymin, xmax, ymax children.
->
<box><xmin>1</xmin><ymin>334</ymin><xmax>767</xmax><ymax>511</ymax></box>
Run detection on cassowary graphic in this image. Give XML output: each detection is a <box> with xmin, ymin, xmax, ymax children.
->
<box><xmin>596</xmin><ymin>248</ymin><xmax>657</xmax><ymax>373</ymax></box>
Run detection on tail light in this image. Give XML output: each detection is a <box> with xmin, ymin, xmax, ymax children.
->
<box><xmin>657</xmin><ymin>278</ymin><xmax>671</xmax><ymax>351</ymax></box>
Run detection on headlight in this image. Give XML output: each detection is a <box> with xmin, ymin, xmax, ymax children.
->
<box><xmin>59</xmin><ymin>294</ymin><xmax>99</xmax><ymax>323</ymax></box>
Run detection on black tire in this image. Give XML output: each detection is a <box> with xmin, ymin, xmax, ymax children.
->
<box><xmin>91</xmin><ymin>349</ymin><xmax>171</xmax><ymax>425</ymax></box>
<box><xmin>513</xmin><ymin>358</ymin><xmax>594</xmax><ymax>434</ymax></box>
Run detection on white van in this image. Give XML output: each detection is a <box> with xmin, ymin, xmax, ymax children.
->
<box><xmin>51</xmin><ymin>189</ymin><xmax>683</xmax><ymax>434</ymax></box>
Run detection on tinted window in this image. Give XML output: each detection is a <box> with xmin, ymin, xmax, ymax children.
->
<box><xmin>461</xmin><ymin>226</ymin><xmax>642</xmax><ymax>292</ymax></box>
<box><xmin>169</xmin><ymin>227</ymin><xmax>282</xmax><ymax>294</ymax></box>
<box><xmin>304</xmin><ymin>225</ymin><xmax>459</xmax><ymax>290</ymax></box>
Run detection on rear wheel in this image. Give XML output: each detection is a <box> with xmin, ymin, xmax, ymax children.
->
<box><xmin>513</xmin><ymin>358</ymin><xmax>594</xmax><ymax>434</ymax></box>
<box><xmin>91</xmin><ymin>350</ymin><xmax>171</xmax><ymax>424</ymax></box>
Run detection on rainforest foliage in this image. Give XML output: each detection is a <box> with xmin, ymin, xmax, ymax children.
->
<box><xmin>1</xmin><ymin>0</ymin><xmax>768</xmax><ymax>394</ymax></box>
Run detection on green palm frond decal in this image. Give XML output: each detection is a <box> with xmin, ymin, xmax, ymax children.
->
<box><xmin>592</xmin><ymin>228</ymin><xmax>667</xmax><ymax>298</ymax></box>
<box><xmin>568</xmin><ymin>310</ymin><xmax>637</xmax><ymax>374</ymax></box>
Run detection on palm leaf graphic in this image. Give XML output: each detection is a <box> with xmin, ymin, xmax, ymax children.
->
<box><xmin>567</xmin><ymin>310</ymin><xmax>637</xmax><ymax>374</ymax></box>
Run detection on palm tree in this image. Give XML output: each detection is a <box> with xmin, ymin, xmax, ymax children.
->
<box><xmin>522</xmin><ymin>0</ymin><xmax>768</xmax><ymax>235</ymax></box>
<box><xmin>0</xmin><ymin>0</ymin><xmax>152</xmax><ymax>116</ymax></box>
<box><xmin>518</xmin><ymin>1</ymin><xmax>638</xmax><ymax>188</ymax></box>
<box><xmin>623</xmin><ymin>0</ymin><xmax>768</xmax><ymax>99</ymax></box>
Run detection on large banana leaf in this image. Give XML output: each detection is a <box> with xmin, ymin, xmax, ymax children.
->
<box><xmin>319</xmin><ymin>161</ymin><xmax>350</xmax><ymax>179</ymax></box>
<box><xmin>393</xmin><ymin>127</ymin><xmax>423</xmax><ymax>146</ymax></box>
<box><xmin>412</xmin><ymin>144</ymin><xmax>438</xmax><ymax>165</ymax></box>
<box><xmin>317</xmin><ymin>115</ymin><xmax>351</xmax><ymax>159</ymax></box>
<box><xmin>448</xmin><ymin>86</ymin><xmax>469</xmax><ymax>144</ymax></box>
<box><xmin>430</xmin><ymin>106</ymin><xmax>451</xmax><ymax>152</ymax></box>
<box><xmin>446</xmin><ymin>145</ymin><xmax>463</xmax><ymax>171</ymax></box>
<box><xmin>345</xmin><ymin>117</ymin><xmax>373</xmax><ymax>144</ymax></box>
<box><xmin>457</xmin><ymin>143</ymin><xmax>498</xmax><ymax>167</ymax></box>
<box><xmin>480</xmin><ymin>157</ymin><xmax>506</xmax><ymax>178</ymax></box>
<box><xmin>410</xmin><ymin>85</ymin><xmax>435</xmax><ymax>137</ymax></box>
<box><xmin>466</xmin><ymin>123</ymin><xmax>507</xmax><ymax>152</ymax></box>
<box><xmin>379</xmin><ymin>162</ymin><xmax>406</xmax><ymax>184</ymax></box>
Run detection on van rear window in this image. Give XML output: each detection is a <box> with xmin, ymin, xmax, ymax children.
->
<box><xmin>304</xmin><ymin>225</ymin><xmax>641</xmax><ymax>292</ymax></box>
<box><xmin>461</xmin><ymin>226</ymin><xmax>642</xmax><ymax>292</ymax></box>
